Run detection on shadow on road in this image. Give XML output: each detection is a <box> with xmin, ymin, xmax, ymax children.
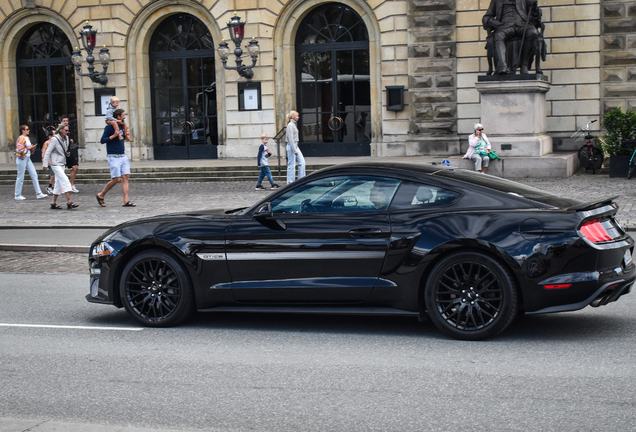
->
<box><xmin>85</xmin><ymin>306</ymin><xmax>633</xmax><ymax>341</ymax></box>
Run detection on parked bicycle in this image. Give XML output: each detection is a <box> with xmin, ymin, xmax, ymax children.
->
<box><xmin>572</xmin><ymin>120</ymin><xmax>603</xmax><ymax>174</ymax></box>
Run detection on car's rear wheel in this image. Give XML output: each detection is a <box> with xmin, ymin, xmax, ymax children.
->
<box><xmin>425</xmin><ymin>252</ymin><xmax>517</xmax><ymax>340</ymax></box>
<box><xmin>119</xmin><ymin>249</ymin><xmax>194</xmax><ymax>327</ymax></box>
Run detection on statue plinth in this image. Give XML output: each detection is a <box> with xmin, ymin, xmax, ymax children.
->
<box><xmin>475</xmin><ymin>76</ymin><xmax>552</xmax><ymax>157</ymax></box>
<box><xmin>477</xmin><ymin>73</ymin><xmax>547</xmax><ymax>82</ymax></box>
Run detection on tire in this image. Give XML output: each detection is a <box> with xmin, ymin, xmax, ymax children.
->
<box><xmin>578</xmin><ymin>145</ymin><xmax>603</xmax><ymax>173</ymax></box>
<box><xmin>119</xmin><ymin>249</ymin><xmax>195</xmax><ymax>327</ymax></box>
<box><xmin>424</xmin><ymin>252</ymin><xmax>518</xmax><ymax>341</ymax></box>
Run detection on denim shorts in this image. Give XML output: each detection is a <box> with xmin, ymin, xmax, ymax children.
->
<box><xmin>108</xmin><ymin>154</ymin><xmax>130</xmax><ymax>178</ymax></box>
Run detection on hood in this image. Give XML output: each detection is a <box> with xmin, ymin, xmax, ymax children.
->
<box><xmin>94</xmin><ymin>207</ymin><xmax>242</xmax><ymax>244</ymax></box>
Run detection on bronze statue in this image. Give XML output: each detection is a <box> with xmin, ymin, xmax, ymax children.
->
<box><xmin>483</xmin><ymin>0</ymin><xmax>544</xmax><ymax>75</ymax></box>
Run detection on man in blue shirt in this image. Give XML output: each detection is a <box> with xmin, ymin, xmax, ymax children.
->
<box><xmin>95</xmin><ymin>109</ymin><xmax>136</xmax><ymax>207</ymax></box>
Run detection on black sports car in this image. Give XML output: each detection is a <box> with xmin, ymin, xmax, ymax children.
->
<box><xmin>87</xmin><ymin>162</ymin><xmax>634</xmax><ymax>340</ymax></box>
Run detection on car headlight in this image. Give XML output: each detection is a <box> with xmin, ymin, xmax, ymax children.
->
<box><xmin>91</xmin><ymin>241</ymin><xmax>116</xmax><ymax>258</ymax></box>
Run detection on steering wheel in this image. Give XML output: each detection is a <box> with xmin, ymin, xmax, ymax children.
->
<box><xmin>300</xmin><ymin>198</ymin><xmax>317</xmax><ymax>213</ymax></box>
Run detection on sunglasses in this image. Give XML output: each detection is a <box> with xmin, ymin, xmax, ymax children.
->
<box><xmin>477</xmin><ymin>128</ymin><xmax>484</xmax><ymax>131</ymax></box>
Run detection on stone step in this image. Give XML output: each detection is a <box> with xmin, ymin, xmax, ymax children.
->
<box><xmin>0</xmin><ymin>164</ymin><xmax>323</xmax><ymax>185</ymax></box>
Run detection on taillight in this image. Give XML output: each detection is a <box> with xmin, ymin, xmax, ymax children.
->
<box><xmin>543</xmin><ymin>284</ymin><xmax>572</xmax><ymax>290</ymax></box>
<box><xmin>579</xmin><ymin>218</ymin><xmax>614</xmax><ymax>243</ymax></box>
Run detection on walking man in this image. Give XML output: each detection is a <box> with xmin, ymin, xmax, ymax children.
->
<box><xmin>95</xmin><ymin>109</ymin><xmax>136</xmax><ymax>207</ymax></box>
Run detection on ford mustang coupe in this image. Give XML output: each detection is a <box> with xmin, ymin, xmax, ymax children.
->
<box><xmin>87</xmin><ymin>162</ymin><xmax>634</xmax><ymax>340</ymax></box>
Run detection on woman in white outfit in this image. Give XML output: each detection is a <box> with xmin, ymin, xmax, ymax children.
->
<box><xmin>463</xmin><ymin>123</ymin><xmax>491</xmax><ymax>173</ymax></box>
<box><xmin>285</xmin><ymin>110</ymin><xmax>305</xmax><ymax>184</ymax></box>
<box><xmin>42</xmin><ymin>124</ymin><xmax>79</xmax><ymax>209</ymax></box>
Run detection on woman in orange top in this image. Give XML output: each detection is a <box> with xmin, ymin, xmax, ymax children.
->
<box><xmin>14</xmin><ymin>124</ymin><xmax>47</xmax><ymax>200</ymax></box>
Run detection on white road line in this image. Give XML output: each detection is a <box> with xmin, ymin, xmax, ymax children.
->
<box><xmin>0</xmin><ymin>323</ymin><xmax>143</xmax><ymax>331</ymax></box>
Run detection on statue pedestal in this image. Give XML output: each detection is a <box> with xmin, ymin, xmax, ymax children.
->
<box><xmin>464</xmin><ymin>75</ymin><xmax>579</xmax><ymax>177</ymax></box>
<box><xmin>475</xmin><ymin>76</ymin><xmax>552</xmax><ymax>157</ymax></box>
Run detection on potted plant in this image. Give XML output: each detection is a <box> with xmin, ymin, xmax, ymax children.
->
<box><xmin>599</xmin><ymin>107</ymin><xmax>636</xmax><ymax>178</ymax></box>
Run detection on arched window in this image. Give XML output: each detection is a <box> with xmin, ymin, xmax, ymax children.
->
<box><xmin>17</xmin><ymin>24</ymin><xmax>77</xmax><ymax>159</ymax></box>
<box><xmin>296</xmin><ymin>3</ymin><xmax>371</xmax><ymax>157</ymax></box>
<box><xmin>150</xmin><ymin>14</ymin><xmax>218</xmax><ymax>160</ymax></box>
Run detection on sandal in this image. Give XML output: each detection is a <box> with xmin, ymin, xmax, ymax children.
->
<box><xmin>50</xmin><ymin>203</ymin><xmax>62</xmax><ymax>210</ymax></box>
<box><xmin>67</xmin><ymin>202</ymin><xmax>79</xmax><ymax>209</ymax></box>
<box><xmin>96</xmin><ymin>194</ymin><xmax>106</xmax><ymax>207</ymax></box>
<box><xmin>122</xmin><ymin>201</ymin><xmax>136</xmax><ymax>207</ymax></box>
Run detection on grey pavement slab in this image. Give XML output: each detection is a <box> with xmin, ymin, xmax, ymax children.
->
<box><xmin>0</xmin><ymin>228</ymin><xmax>106</xmax><ymax>253</ymax></box>
<box><xmin>0</xmin><ymin>418</ymin><xmax>212</xmax><ymax>432</ymax></box>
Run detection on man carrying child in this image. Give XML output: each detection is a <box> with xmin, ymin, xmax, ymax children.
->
<box><xmin>105</xmin><ymin>96</ymin><xmax>131</xmax><ymax>141</ymax></box>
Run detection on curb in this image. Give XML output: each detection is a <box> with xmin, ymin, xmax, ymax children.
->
<box><xmin>0</xmin><ymin>244</ymin><xmax>89</xmax><ymax>253</ymax></box>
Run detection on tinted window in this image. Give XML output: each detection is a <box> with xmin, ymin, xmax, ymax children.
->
<box><xmin>271</xmin><ymin>176</ymin><xmax>401</xmax><ymax>214</ymax></box>
<box><xmin>434</xmin><ymin>170</ymin><xmax>581</xmax><ymax>208</ymax></box>
<box><xmin>390</xmin><ymin>181</ymin><xmax>460</xmax><ymax>211</ymax></box>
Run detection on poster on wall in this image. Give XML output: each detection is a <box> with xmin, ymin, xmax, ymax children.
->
<box><xmin>94</xmin><ymin>88</ymin><xmax>116</xmax><ymax>116</ymax></box>
<box><xmin>238</xmin><ymin>82</ymin><xmax>261</xmax><ymax>111</ymax></box>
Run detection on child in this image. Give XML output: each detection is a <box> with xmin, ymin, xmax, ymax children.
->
<box><xmin>255</xmin><ymin>133</ymin><xmax>280</xmax><ymax>190</ymax></box>
<box><xmin>105</xmin><ymin>96</ymin><xmax>131</xmax><ymax>141</ymax></box>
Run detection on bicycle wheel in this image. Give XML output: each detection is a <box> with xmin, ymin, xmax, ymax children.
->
<box><xmin>592</xmin><ymin>147</ymin><xmax>603</xmax><ymax>173</ymax></box>
<box><xmin>578</xmin><ymin>145</ymin><xmax>592</xmax><ymax>170</ymax></box>
<box><xmin>578</xmin><ymin>145</ymin><xmax>604</xmax><ymax>173</ymax></box>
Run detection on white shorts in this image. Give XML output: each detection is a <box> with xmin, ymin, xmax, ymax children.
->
<box><xmin>51</xmin><ymin>165</ymin><xmax>72</xmax><ymax>195</ymax></box>
<box><xmin>108</xmin><ymin>155</ymin><xmax>130</xmax><ymax>178</ymax></box>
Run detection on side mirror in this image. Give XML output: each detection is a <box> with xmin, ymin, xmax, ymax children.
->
<box><xmin>253</xmin><ymin>202</ymin><xmax>273</xmax><ymax>220</ymax></box>
<box><xmin>253</xmin><ymin>202</ymin><xmax>286</xmax><ymax>230</ymax></box>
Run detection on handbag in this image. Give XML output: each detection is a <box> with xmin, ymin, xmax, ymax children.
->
<box><xmin>488</xmin><ymin>150</ymin><xmax>501</xmax><ymax>160</ymax></box>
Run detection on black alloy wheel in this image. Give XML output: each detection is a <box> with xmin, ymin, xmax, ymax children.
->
<box><xmin>119</xmin><ymin>249</ymin><xmax>194</xmax><ymax>327</ymax></box>
<box><xmin>425</xmin><ymin>252</ymin><xmax>518</xmax><ymax>340</ymax></box>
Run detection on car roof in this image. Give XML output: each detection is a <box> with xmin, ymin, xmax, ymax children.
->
<box><xmin>318</xmin><ymin>161</ymin><xmax>442</xmax><ymax>176</ymax></box>
<box><xmin>315</xmin><ymin>161</ymin><xmax>584</xmax><ymax>209</ymax></box>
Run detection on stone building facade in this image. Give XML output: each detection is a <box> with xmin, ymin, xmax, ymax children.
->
<box><xmin>0</xmin><ymin>0</ymin><xmax>634</xmax><ymax>164</ymax></box>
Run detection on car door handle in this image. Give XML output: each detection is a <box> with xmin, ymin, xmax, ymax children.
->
<box><xmin>349</xmin><ymin>228</ymin><xmax>383</xmax><ymax>238</ymax></box>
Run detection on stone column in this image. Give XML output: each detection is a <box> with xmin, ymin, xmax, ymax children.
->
<box><xmin>406</xmin><ymin>0</ymin><xmax>460</xmax><ymax>156</ymax></box>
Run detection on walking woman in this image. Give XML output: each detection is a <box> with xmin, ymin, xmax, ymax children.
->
<box><xmin>42</xmin><ymin>124</ymin><xmax>79</xmax><ymax>209</ymax></box>
<box><xmin>14</xmin><ymin>125</ymin><xmax>47</xmax><ymax>200</ymax></box>
<box><xmin>285</xmin><ymin>110</ymin><xmax>306</xmax><ymax>184</ymax></box>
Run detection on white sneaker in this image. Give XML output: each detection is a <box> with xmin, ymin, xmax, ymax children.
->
<box><xmin>36</xmin><ymin>193</ymin><xmax>47</xmax><ymax>199</ymax></box>
<box><xmin>46</xmin><ymin>186</ymin><xmax>53</xmax><ymax>195</ymax></box>
<box><xmin>15</xmin><ymin>195</ymin><xmax>26</xmax><ymax>200</ymax></box>
<box><xmin>71</xmin><ymin>185</ymin><xmax>79</xmax><ymax>193</ymax></box>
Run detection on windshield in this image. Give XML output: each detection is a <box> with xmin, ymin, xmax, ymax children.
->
<box><xmin>434</xmin><ymin>170</ymin><xmax>582</xmax><ymax>208</ymax></box>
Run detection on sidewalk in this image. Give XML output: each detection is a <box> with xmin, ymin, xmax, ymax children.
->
<box><xmin>2</xmin><ymin>156</ymin><xmax>635</xmax><ymax>253</ymax></box>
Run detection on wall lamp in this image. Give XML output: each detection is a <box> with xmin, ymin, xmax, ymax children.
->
<box><xmin>217</xmin><ymin>13</ymin><xmax>260</xmax><ymax>80</ymax></box>
<box><xmin>71</xmin><ymin>21</ymin><xmax>110</xmax><ymax>85</ymax></box>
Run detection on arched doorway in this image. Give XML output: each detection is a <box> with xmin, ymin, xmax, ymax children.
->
<box><xmin>296</xmin><ymin>3</ymin><xmax>371</xmax><ymax>157</ymax></box>
<box><xmin>150</xmin><ymin>14</ymin><xmax>218</xmax><ymax>159</ymax></box>
<box><xmin>17</xmin><ymin>23</ymin><xmax>77</xmax><ymax>162</ymax></box>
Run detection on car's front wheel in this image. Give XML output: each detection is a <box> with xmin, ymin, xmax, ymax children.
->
<box><xmin>119</xmin><ymin>249</ymin><xmax>194</xmax><ymax>327</ymax></box>
<box><xmin>425</xmin><ymin>251</ymin><xmax>518</xmax><ymax>340</ymax></box>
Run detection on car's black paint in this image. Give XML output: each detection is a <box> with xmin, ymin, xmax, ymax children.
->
<box><xmin>88</xmin><ymin>162</ymin><xmax>635</xmax><ymax>339</ymax></box>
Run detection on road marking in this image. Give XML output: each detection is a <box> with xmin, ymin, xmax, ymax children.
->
<box><xmin>0</xmin><ymin>323</ymin><xmax>143</xmax><ymax>331</ymax></box>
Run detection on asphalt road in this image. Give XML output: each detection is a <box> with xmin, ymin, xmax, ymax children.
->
<box><xmin>1</xmin><ymin>271</ymin><xmax>635</xmax><ymax>431</ymax></box>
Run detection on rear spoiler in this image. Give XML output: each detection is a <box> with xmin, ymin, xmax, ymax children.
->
<box><xmin>567</xmin><ymin>196</ymin><xmax>618</xmax><ymax>212</ymax></box>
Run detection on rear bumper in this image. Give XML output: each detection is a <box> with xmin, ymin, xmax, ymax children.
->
<box><xmin>527</xmin><ymin>278</ymin><xmax>634</xmax><ymax>315</ymax></box>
